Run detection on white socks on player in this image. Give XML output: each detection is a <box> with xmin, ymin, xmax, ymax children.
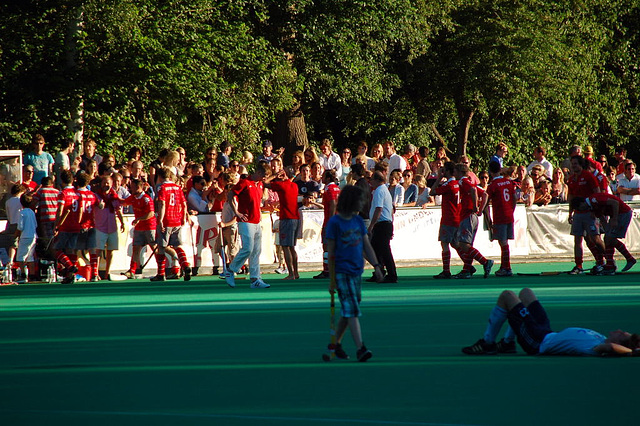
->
<box><xmin>484</xmin><ymin>305</ymin><xmax>508</xmax><ymax>343</ymax></box>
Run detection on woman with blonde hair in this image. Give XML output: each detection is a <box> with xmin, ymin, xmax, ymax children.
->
<box><xmin>550</xmin><ymin>167</ymin><xmax>568</xmax><ymax>204</ymax></box>
<box><xmin>518</xmin><ymin>175</ymin><xmax>535</xmax><ymax>207</ymax></box>
<box><xmin>303</xmin><ymin>146</ymin><xmax>319</xmax><ymax>165</ymax></box>
<box><xmin>370</xmin><ymin>143</ymin><xmax>384</xmax><ymax>166</ymax></box>
<box><xmin>291</xmin><ymin>150</ymin><xmax>304</xmax><ymax>176</ymax></box>
<box><xmin>414</xmin><ymin>174</ymin><xmax>433</xmax><ymax>208</ymax></box>
<box><xmin>163</xmin><ymin>150</ymin><xmax>181</xmax><ymax>177</ymax></box>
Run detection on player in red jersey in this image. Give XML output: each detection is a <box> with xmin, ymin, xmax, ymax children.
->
<box><xmin>76</xmin><ymin>172</ymin><xmax>104</xmax><ymax>281</ymax></box>
<box><xmin>567</xmin><ymin>156</ymin><xmax>602</xmax><ymax>274</ymax></box>
<box><xmin>33</xmin><ymin>176</ymin><xmax>60</xmax><ymax>243</ymax></box>
<box><xmin>314</xmin><ymin>169</ymin><xmax>341</xmax><ymax>279</ymax></box>
<box><xmin>267</xmin><ymin>166</ymin><xmax>302</xmax><ymax>280</ymax></box>
<box><xmin>572</xmin><ymin>193</ymin><xmax>636</xmax><ymax>274</ymax></box>
<box><xmin>53</xmin><ymin>170</ymin><xmax>81</xmax><ymax>283</ymax></box>
<box><xmin>453</xmin><ymin>163</ymin><xmax>493</xmax><ymax>279</ymax></box>
<box><xmin>121</xmin><ymin>178</ymin><xmax>157</xmax><ymax>279</ymax></box>
<box><xmin>431</xmin><ymin>161</ymin><xmax>462</xmax><ymax>279</ymax></box>
<box><xmin>483</xmin><ymin>161</ymin><xmax>517</xmax><ymax>277</ymax></box>
<box><xmin>153</xmin><ymin>168</ymin><xmax>192</xmax><ymax>282</ymax></box>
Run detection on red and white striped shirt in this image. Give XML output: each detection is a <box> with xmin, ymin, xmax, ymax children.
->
<box><xmin>33</xmin><ymin>186</ymin><xmax>60</xmax><ymax>223</ymax></box>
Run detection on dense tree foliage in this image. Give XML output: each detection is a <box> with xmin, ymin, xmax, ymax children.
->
<box><xmin>1</xmin><ymin>0</ymin><xmax>638</xmax><ymax>166</ymax></box>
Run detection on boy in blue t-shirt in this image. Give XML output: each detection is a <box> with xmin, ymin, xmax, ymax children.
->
<box><xmin>326</xmin><ymin>185</ymin><xmax>383</xmax><ymax>362</ymax></box>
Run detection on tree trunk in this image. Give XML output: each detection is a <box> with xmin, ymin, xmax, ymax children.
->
<box><xmin>65</xmin><ymin>6</ymin><xmax>84</xmax><ymax>157</ymax></box>
<box><xmin>274</xmin><ymin>101</ymin><xmax>309</xmax><ymax>163</ymax></box>
<box><xmin>455</xmin><ymin>103</ymin><xmax>475</xmax><ymax>160</ymax></box>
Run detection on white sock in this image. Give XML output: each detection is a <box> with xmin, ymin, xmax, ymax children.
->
<box><xmin>483</xmin><ymin>306</ymin><xmax>508</xmax><ymax>343</ymax></box>
<box><xmin>503</xmin><ymin>325</ymin><xmax>516</xmax><ymax>343</ymax></box>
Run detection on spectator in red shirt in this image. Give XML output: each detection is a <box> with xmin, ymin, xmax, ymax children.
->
<box><xmin>267</xmin><ymin>166</ymin><xmax>301</xmax><ymax>280</ymax></box>
<box><xmin>222</xmin><ymin>162</ymin><xmax>271</xmax><ymax>289</ymax></box>
<box><xmin>22</xmin><ymin>165</ymin><xmax>38</xmax><ymax>194</ymax></box>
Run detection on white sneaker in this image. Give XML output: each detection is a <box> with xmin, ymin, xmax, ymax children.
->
<box><xmin>223</xmin><ymin>271</ymin><xmax>236</xmax><ymax>288</ymax></box>
<box><xmin>250</xmin><ymin>278</ymin><xmax>270</xmax><ymax>289</ymax></box>
<box><xmin>274</xmin><ymin>267</ymin><xmax>288</xmax><ymax>274</ymax></box>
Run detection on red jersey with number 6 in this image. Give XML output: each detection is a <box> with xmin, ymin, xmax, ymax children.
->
<box><xmin>434</xmin><ymin>178</ymin><xmax>460</xmax><ymax>227</ymax></box>
<box><xmin>57</xmin><ymin>186</ymin><xmax>81</xmax><ymax>233</ymax></box>
<box><xmin>486</xmin><ymin>176</ymin><xmax>516</xmax><ymax>224</ymax></box>
<box><xmin>157</xmin><ymin>181</ymin><xmax>186</xmax><ymax>227</ymax></box>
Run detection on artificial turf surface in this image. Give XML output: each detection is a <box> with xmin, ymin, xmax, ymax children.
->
<box><xmin>1</xmin><ymin>261</ymin><xmax>639</xmax><ymax>425</ymax></box>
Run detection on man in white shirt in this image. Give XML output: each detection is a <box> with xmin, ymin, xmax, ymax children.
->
<box><xmin>3</xmin><ymin>184</ymin><xmax>26</xmax><ymax>267</ymax></box>
<box><xmin>526</xmin><ymin>146</ymin><xmax>553</xmax><ymax>180</ymax></box>
<box><xmin>367</xmin><ymin>171</ymin><xmax>397</xmax><ymax>283</ymax></box>
<box><xmin>382</xmin><ymin>141</ymin><xmax>406</xmax><ymax>180</ymax></box>
<box><xmin>616</xmin><ymin>161</ymin><xmax>640</xmax><ymax>202</ymax></box>
<box><xmin>15</xmin><ymin>193</ymin><xmax>38</xmax><ymax>279</ymax></box>
<box><xmin>318</xmin><ymin>139</ymin><xmax>342</xmax><ymax>180</ymax></box>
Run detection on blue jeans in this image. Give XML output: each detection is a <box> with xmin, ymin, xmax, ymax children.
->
<box><xmin>229</xmin><ymin>222</ymin><xmax>262</xmax><ymax>279</ymax></box>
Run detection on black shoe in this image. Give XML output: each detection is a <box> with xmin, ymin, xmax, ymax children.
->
<box><xmin>462</xmin><ymin>338</ymin><xmax>497</xmax><ymax>355</ymax></box>
<box><xmin>496</xmin><ymin>338</ymin><xmax>517</xmax><ymax>354</ymax></box>
<box><xmin>135</xmin><ymin>267</ymin><xmax>143</xmax><ymax>274</ymax></box>
<box><xmin>356</xmin><ymin>344</ymin><xmax>372</xmax><ymax>362</ymax></box>
<box><xmin>166</xmin><ymin>271</ymin><xmax>180</xmax><ymax>280</ymax></box>
<box><xmin>454</xmin><ymin>270</ymin><xmax>472</xmax><ymax>279</ymax></box>
<box><xmin>381</xmin><ymin>275</ymin><xmax>397</xmax><ymax>283</ymax></box>
<box><xmin>365</xmin><ymin>275</ymin><xmax>379</xmax><ymax>282</ymax></box>
<box><xmin>469</xmin><ymin>265</ymin><xmax>477</xmax><ymax>276</ymax></box>
<box><xmin>150</xmin><ymin>275</ymin><xmax>166</xmax><ymax>282</ymax></box>
<box><xmin>313</xmin><ymin>271</ymin><xmax>329</xmax><ymax>279</ymax></box>
<box><xmin>334</xmin><ymin>343</ymin><xmax>350</xmax><ymax>360</ymax></box>
<box><xmin>211</xmin><ymin>266</ymin><xmax>219</xmax><ymax>276</ymax></box>
<box><xmin>183</xmin><ymin>266</ymin><xmax>192</xmax><ymax>282</ymax></box>
<box><xmin>192</xmin><ymin>267</ymin><xmax>199</xmax><ymax>276</ymax></box>
<box><xmin>433</xmin><ymin>271</ymin><xmax>452</xmax><ymax>279</ymax></box>
<box><xmin>483</xmin><ymin>260</ymin><xmax>494</xmax><ymax>278</ymax></box>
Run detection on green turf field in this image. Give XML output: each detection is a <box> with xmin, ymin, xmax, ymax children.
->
<box><xmin>1</xmin><ymin>262</ymin><xmax>639</xmax><ymax>425</ymax></box>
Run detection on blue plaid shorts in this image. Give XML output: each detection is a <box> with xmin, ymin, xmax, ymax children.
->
<box><xmin>336</xmin><ymin>273</ymin><xmax>362</xmax><ymax>318</ymax></box>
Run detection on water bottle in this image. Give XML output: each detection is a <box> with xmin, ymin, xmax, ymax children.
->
<box><xmin>24</xmin><ymin>265</ymin><xmax>29</xmax><ymax>283</ymax></box>
<box><xmin>48</xmin><ymin>265</ymin><xmax>55</xmax><ymax>283</ymax></box>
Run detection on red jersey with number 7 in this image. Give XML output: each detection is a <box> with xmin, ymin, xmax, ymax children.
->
<box><xmin>434</xmin><ymin>178</ymin><xmax>460</xmax><ymax>227</ymax></box>
<box><xmin>156</xmin><ymin>181</ymin><xmax>186</xmax><ymax>227</ymax></box>
<box><xmin>57</xmin><ymin>186</ymin><xmax>81</xmax><ymax>233</ymax></box>
<box><xmin>486</xmin><ymin>176</ymin><xmax>516</xmax><ymax>224</ymax></box>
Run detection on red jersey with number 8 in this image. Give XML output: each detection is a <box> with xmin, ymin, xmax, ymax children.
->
<box><xmin>157</xmin><ymin>181</ymin><xmax>186</xmax><ymax>227</ymax></box>
<box><xmin>486</xmin><ymin>176</ymin><xmax>516</xmax><ymax>224</ymax></box>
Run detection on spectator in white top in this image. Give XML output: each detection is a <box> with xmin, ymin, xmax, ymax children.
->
<box><xmin>616</xmin><ymin>161</ymin><xmax>640</xmax><ymax>202</ymax></box>
<box><xmin>54</xmin><ymin>139</ymin><xmax>76</xmax><ymax>188</ymax></box>
<box><xmin>382</xmin><ymin>141</ymin><xmax>406</xmax><ymax>179</ymax></box>
<box><xmin>387</xmin><ymin>170</ymin><xmax>405</xmax><ymax>208</ymax></box>
<box><xmin>367</xmin><ymin>171</ymin><xmax>397</xmax><ymax>283</ymax></box>
<box><xmin>527</xmin><ymin>146</ymin><xmax>554</xmax><ymax>179</ymax></box>
<box><xmin>3</xmin><ymin>184</ymin><xmax>26</xmax><ymax>267</ymax></box>
<box><xmin>15</xmin><ymin>193</ymin><xmax>38</xmax><ymax>280</ymax></box>
<box><xmin>318</xmin><ymin>139</ymin><xmax>342</xmax><ymax>180</ymax></box>
<box><xmin>352</xmin><ymin>141</ymin><xmax>376</xmax><ymax>171</ymax></box>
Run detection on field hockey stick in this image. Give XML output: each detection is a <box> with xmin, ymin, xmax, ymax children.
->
<box><xmin>516</xmin><ymin>271</ymin><xmax>563</xmax><ymax>276</ymax></box>
<box><xmin>322</xmin><ymin>288</ymin><xmax>337</xmax><ymax>362</ymax></box>
<box><xmin>218</xmin><ymin>226</ymin><xmax>228</xmax><ymax>276</ymax></box>
<box><xmin>140</xmin><ymin>244</ymin><xmax>159</xmax><ymax>270</ymax></box>
<box><xmin>189</xmin><ymin>220</ymin><xmax>197</xmax><ymax>269</ymax></box>
<box><xmin>45</xmin><ymin>209</ymin><xmax>71</xmax><ymax>252</ymax></box>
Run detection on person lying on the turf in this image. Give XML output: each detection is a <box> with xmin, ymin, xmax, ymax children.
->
<box><xmin>462</xmin><ymin>288</ymin><xmax>640</xmax><ymax>356</ymax></box>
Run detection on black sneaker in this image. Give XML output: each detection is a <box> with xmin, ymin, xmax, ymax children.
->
<box><xmin>469</xmin><ymin>265</ymin><xmax>477</xmax><ymax>276</ymax></box>
<box><xmin>356</xmin><ymin>344</ymin><xmax>372</xmax><ymax>362</ymax></box>
<box><xmin>495</xmin><ymin>338</ymin><xmax>517</xmax><ymax>354</ymax></box>
<box><xmin>568</xmin><ymin>266</ymin><xmax>585</xmax><ymax>275</ymax></box>
<box><xmin>454</xmin><ymin>270</ymin><xmax>472</xmax><ymax>279</ymax></box>
<box><xmin>192</xmin><ymin>267</ymin><xmax>199</xmax><ymax>276</ymax></box>
<box><xmin>334</xmin><ymin>343</ymin><xmax>350</xmax><ymax>360</ymax></box>
<box><xmin>150</xmin><ymin>274</ymin><xmax>166</xmax><ymax>282</ymax></box>
<box><xmin>365</xmin><ymin>275</ymin><xmax>379</xmax><ymax>282</ymax></box>
<box><xmin>183</xmin><ymin>266</ymin><xmax>192</xmax><ymax>282</ymax></box>
<box><xmin>313</xmin><ymin>271</ymin><xmax>329</xmax><ymax>279</ymax></box>
<box><xmin>166</xmin><ymin>271</ymin><xmax>180</xmax><ymax>280</ymax></box>
<box><xmin>211</xmin><ymin>266</ymin><xmax>219</xmax><ymax>276</ymax></box>
<box><xmin>483</xmin><ymin>260</ymin><xmax>494</xmax><ymax>278</ymax></box>
<box><xmin>433</xmin><ymin>271</ymin><xmax>452</xmax><ymax>279</ymax></box>
<box><xmin>381</xmin><ymin>275</ymin><xmax>398</xmax><ymax>283</ymax></box>
<box><xmin>462</xmin><ymin>338</ymin><xmax>497</xmax><ymax>355</ymax></box>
